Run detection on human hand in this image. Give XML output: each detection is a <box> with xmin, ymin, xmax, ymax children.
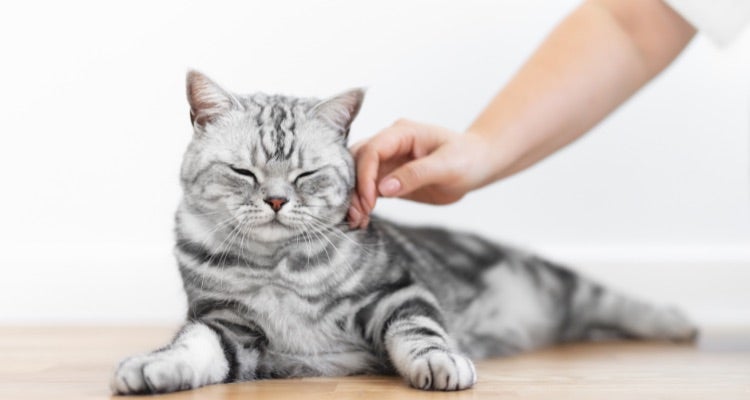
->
<box><xmin>348</xmin><ymin>119</ymin><xmax>494</xmax><ymax>228</ymax></box>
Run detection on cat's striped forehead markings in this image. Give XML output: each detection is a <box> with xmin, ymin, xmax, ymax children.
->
<box><xmin>246</xmin><ymin>95</ymin><xmax>308</xmax><ymax>163</ymax></box>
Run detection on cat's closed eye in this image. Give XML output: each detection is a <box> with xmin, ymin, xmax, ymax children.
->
<box><xmin>293</xmin><ymin>169</ymin><xmax>319</xmax><ymax>184</ymax></box>
<box><xmin>230</xmin><ymin>166</ymin><xmax>258</xmax><ymax>182</ymax></box>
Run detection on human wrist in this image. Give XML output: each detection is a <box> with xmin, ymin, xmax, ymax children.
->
<box><xmin>463</xmin><ymin>127</ymin><xmax>525</xmax><ymax>188</ymax></box>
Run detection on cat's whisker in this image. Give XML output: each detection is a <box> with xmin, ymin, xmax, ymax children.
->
<box><xmin>301</xmin><ymin>214</ymin><xmax>377</xmax><ymax>255</ymax></box>
<box><xmin>194</xmin><ymin>215</ymin><xmax>237</xmax><ymax>247</ymax></box>
<box><xmin>291</xmin><ymin>225</ymin><xmax>307</xmax><ymax>269</ymax></box>
<box><xmin>239</xmin><ymin>219</ymin><xmax>250</xmax><ymax>266</ymax></box>
<box><xmin>206</xmin><ymin>219</ymin><xmax>243</xmax><ymax>272</ymax></box>
<box><xmin>187</xmin><ymin>214</ymin><xmax>239</xmax><ymax>291</ymax></box>
<box><xmin>185</xmin><ymin>209</ymin><xmax>232</xmax><ymax>217</ymax></box>
<box><xmin>301</xmin><ymin>223</ymin><xmax>315</xmax><ymax>268</ymax></box>
<box><xmin>305</xmin><ymin>222</ymin><xmax>334</xmax><ymax>268</ymax></box>
<box><xmin>218</xmin><ymin>220</ymin><xmax>244</xmax><ymax>274</ymax></box>
<box><xmin>302</xmin><ymin>220</ymin><xmax>356</xmax><ymax>275</ymax></box>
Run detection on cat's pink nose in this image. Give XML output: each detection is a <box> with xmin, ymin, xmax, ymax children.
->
<box><xmin>264</xmin><ymin>197</ymin><xmax>288</xmax><ymax>212</ymax></box>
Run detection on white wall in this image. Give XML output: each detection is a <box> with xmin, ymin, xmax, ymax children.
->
<box><xmin>0</xmin><ymin>1</ymin><xmax>748</xmax><ymax>326</ymax></box>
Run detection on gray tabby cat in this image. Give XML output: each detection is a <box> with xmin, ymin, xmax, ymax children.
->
<box><xmin>111</xmin><ymin>71</ymin><xmax>696</xmax><ymax>394</ymax></box>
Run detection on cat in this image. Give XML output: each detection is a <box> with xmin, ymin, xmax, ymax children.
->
<box><xmin>111</xmin><ymin>71</ymin><xmax>697</xmax><ymax>394</ymax></box>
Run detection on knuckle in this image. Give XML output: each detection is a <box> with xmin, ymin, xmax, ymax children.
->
<box><xmin>393</xmin><ymin>118</ymin><xmax>411</xmax><ymax>127</ymax></box>
<box><xmin>393</xmin><ymin>119</ymin><xmax>419</xmax><ymax>137</ymax></box>
<box><xmin>401</xmin><ymin>164</ymin><xmax>423</xmax><ymax>184</ymax></box>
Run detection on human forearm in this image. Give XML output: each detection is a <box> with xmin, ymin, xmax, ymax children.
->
<box><xmin>348</xmin><ymin>0</ymin><xmax>696</xmax><ymax>227</ymax></box>
<box><xmin>468</xmin><ymin>0</ymin><xmax>695</xmax><ymax>185</ymax></box>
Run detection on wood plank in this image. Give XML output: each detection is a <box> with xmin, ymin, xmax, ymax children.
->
<box><xmin>1</xmin><ymin>326</ymin><xmax>748</xmax><ymax>399</ymax></box>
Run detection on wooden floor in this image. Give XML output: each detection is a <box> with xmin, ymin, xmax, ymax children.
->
<box><xmin>2</xmin><ymin>326</ymin><xmax>749</xmax><ymax>400</ymax></box>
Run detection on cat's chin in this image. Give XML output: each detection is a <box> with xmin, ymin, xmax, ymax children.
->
<box><xmin>245</xmin><ymin>221</ymin><xmax>299</xmax><ymax>243</ymax></box>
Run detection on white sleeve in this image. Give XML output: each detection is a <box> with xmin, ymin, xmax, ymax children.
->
<box><xmin>663</xmin><ymin>0</ymin><xmax>750</xmax><ymax>46</ymax></box>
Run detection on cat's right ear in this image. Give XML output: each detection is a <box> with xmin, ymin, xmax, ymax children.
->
<box><xmin>309</xmin><ymin>88</ymin><xmax>365</xmax><ymax>138</ymax></box>
<box><xmin>186</xmin><ymin>70</ymin><xmax>235</xmax><ymax>128</ymax></box>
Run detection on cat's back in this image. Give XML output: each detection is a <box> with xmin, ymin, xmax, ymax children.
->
<box><xmin>366</xmin><ymin>217</ymin><xmax>511</xmax><ymax>307</ymax></box>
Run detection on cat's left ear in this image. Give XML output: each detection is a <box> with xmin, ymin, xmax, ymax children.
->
<box><xmin>186</xmin><ymin>70</ymin><xmax>237</xmax><ymax>129</ymax></box>
<box><xmin>310</xmin><ymin>88</ymin><xmax>365</xmax><ymax>137</ymax></box>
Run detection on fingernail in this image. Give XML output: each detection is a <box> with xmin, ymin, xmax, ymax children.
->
<box><xmin>379</xmin><ymin>178</ymin><xmax>401</xmax><ymax>196</ymax></box>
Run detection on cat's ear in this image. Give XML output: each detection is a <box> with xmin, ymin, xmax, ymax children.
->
<box><xmin>309</xmin><ymin>88</ymin><xmax>365</xmax><ymax>137</ymax></box>
<box><xmin>186</xmin><ymin>70</ymin><xmax>236</xmax><ymax>128</ymax></box>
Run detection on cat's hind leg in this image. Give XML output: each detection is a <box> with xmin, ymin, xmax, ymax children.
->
<box><xmin>550</xmin><ymin>264</ymin><xmax>699</xmax><ymax>343</ymax></box>
<box><xmin>572</xmin><ymin>284</ymin><xmax>698</xmax><ymax>342</ymax></box>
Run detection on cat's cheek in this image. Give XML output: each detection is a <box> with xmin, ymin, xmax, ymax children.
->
<box><xmin>296</xmin><ymin>180</ymin><xmax>332</xmax><ymax>198</ymax></box>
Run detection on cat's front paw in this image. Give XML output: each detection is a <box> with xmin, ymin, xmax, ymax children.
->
<box><xmin>110</xmin><ymin>353</ymin><xmax>197</xmax><ymax>395</ymax></box>
<box><xmin>406</xmin><ymin>350</ymin><xmax>476</xmax><ymax>391</ymax></box>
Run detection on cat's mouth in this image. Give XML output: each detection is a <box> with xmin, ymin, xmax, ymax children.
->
<box><xmin>265</xmin><ymin>215</ymin><xmax>292</xmax><ymax>228</ymax></box>
<box><xmin>256</xmin><ymin>213</ymin><xmax>303</xmax><ymax>231</ymax></box>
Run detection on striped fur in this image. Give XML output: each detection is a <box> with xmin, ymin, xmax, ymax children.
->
<box><xmin>111</xmin><ymin>71</ymin><xmax>697</xmax><ymax>394</ymax></box>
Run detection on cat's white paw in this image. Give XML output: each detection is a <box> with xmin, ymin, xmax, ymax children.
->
<box><xmin>406</xmin><ymin>350</ymin><xmax>476</xmax><ymax>391</ymax></box>
<box><xmin>111</xmin><ymin>352</ymin><xmax>197</xmax><ymax>395</ymax></box>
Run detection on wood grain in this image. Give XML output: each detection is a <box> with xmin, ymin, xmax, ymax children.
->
<box><xmin>1</xmin><ymin>326</ymin><xmax>748</xmax><ymax>399</ymax></box>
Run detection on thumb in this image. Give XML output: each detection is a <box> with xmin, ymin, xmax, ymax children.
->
<box><xmin>378</xmin><ymin>155</ymin><xmax>447</xmax><ymax>197</ymax></box>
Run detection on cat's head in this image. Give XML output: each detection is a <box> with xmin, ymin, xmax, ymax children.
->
<box><xmin>180</xmin><ymin>71</ymin><xmax>364</xmax><ymax>243</ymax></box>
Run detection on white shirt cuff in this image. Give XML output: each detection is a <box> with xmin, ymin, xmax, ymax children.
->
<box><xmin>663</xmin><ymin>0</ymin><xmax>750</xmax><ymax>46</ymax></box>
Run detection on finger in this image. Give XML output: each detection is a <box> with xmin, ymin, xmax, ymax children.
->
<box><xmin>358</xmin><ymin>214</ymin><xmax>370</xmax><ymax>230</ymax></box>
<box><xmin>349</xmin><ymin>139</ymin><xmax>366</xmax><ymax>156</ymax></box>
<box><xmin>356</xmin><ymin>122</ymin><xmax>443</xmax><ymax>212</ymax></box>
<box><xmin>356</xmin><ymin>125</ymin><xmax>414</xmax><ymax>211</ymax></box>
<box><xmin>347</xmin><ymin>193</ymin><xmax>364</xmax><ymax>228</ymax></box>
<box><xmin>399</xmin><ymin>190</ymin><xmax>463</xmax><ymax>205</ymax></box>
<box><xmin>355</xmin><ymin>149</ymin><xmax>376</xmax><ymax>215</ymax></box>
<box><xmin>378</xmin><ymin>153</ymin><xmax>451</xmax><ymax>198</ymax></box>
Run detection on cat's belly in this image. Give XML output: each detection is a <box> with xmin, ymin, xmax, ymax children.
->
<box><xmin>449</xmin><ymin>265</ymin><xmax>559</xmax><ymax>357</ymax></box>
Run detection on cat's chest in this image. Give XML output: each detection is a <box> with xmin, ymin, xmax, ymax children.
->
<box><xmin>242</xmin><ymin>284</ymin><xmax>359</xmax><ymax>353</ymax></box>
<box><xmin>184</xmin><ymin>245</ymin><xmax>367</xmax><ymax>353</ymax></box>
